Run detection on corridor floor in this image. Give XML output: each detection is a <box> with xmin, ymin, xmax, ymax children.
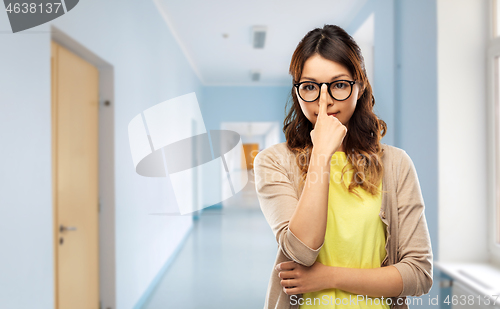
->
<box><xmin>142</xmin><ymin>170</ymin><xmax>278</xmax><ymax>309</ymax></box>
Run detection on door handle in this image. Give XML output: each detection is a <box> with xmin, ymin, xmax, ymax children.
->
<box><xmin>59</xmin><ymin>224</ymin><xmax>77</xmax><ymax>233</ymax></box>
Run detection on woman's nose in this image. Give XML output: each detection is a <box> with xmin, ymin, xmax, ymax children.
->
<box><xmin>318</xmin><ymin>86</ymin><xmax>334</xmax><ymax>105</ymax></box>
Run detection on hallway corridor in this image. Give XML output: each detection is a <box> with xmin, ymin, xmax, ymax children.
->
<box><xmin>142</xmin><ymin>170</ymin><xmax>277</xmax><ymax>309</ymax></box>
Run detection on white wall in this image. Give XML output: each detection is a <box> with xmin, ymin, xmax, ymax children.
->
<box><xmin>437</xmin><ymin>0</ymin><xmax>489</xmax><ymax>262</ymax></box>
<box><xmin>0</xmin><ymin>26</ymin><xmax>53</xmax><ymax>309</ymax></box>
<box><xmin>264</xmin><ymin>124</ymin><xmax>281</xmax><ymax>150</ymax></box>
<box><xmin>0</xmin><ymin>1</ymin><xmax>202</xmax><ymax>308</ymax></box>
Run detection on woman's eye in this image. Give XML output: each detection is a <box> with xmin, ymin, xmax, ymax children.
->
<box><xmin>333</xmin><ymin>82</ymin><xmax>347</xmax><ymax>89</ymax></box>
<box><xmin>303</xmin><ymin>84</ymin><xmax>316</xmax><ymax>91</ymax></box>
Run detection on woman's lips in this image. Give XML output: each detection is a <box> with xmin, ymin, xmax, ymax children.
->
<box><xmin>315</xmin><ymin>112</ymin><xmax>339</xmax><ymax>117</ymax></box>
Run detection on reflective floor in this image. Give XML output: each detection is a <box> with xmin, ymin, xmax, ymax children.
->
<box><xmin>142</xmin><ymin>170</ymin><xmax>277</xmax><ymax>309</ymax></box>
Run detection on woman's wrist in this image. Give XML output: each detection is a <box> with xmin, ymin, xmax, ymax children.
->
<box><xmin>310</xmin><ymin>148</ymin><xmax>332</xmax><ymax>167</ymax></box>
<box><xmin>327</xmin><ymin>266</ymin><xmax>339</xmax><ymax>290</ymax></box>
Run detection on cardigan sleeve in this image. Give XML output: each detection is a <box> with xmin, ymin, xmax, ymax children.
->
<box><xmin>391</xmin><ymin>150</ymin><xmax>434</xmax><ymax>297</ymax></box>
<box><xmin>253</xmin><ymin>147</ymin><xmax>324</xmax><ymax>267</ymax></box>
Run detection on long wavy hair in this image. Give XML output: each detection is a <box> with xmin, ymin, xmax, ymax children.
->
<box><xmin>284</xmin><ymin>24</ymin><xmax>387</xmax><ymax>198</ymax></box>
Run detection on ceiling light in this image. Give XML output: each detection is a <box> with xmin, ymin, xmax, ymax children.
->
<box><xmin>252</xmin><ymin>26</ymin><xmax>267</xmax><ymax>49</ymax></box>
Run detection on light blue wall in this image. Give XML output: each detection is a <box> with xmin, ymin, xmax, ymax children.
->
<box><xmin>202</xmin><ymin>86</ymin><xmax>291</xmax><ymax>142</ymax></box>
<box><xmin>200</xmin><ymin>85</ymin><xmax>291</xmax><ymax>206</ymax></box>
<box><xmin>394</xmin><ymin>4</ymin><xmax>439</xmax><ymax>306</ymax></box>
<box><xmin>394</xmin><ymin>0</ymin><xmax>438</xmax><ymax>260</ymax></box>
<box><xmin>347</xmin><ymin>0</ymin><xmax>396</xmax><ymax>147</ymax></box>
<box><xmin>348</xmin><ymin>0</ymin><xmax>439</xmax><ymax>307</ymax></box>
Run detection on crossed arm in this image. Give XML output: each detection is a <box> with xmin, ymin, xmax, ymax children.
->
<box><xmin>276</xmin><ymin>260</ymin><xmax>403</xmax><ymax>298</ymax></box>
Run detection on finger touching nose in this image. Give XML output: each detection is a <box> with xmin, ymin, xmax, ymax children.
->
<box><xmin>318</xmin><ymin>84</ymin><xmax>328</xmax><ymax>115</ymax></box>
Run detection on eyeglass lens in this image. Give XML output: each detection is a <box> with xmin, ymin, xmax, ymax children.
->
<box><xmin>297</xmin><ymin>81</ymin><xmax>352</xmax><ymax>101</ymax></box>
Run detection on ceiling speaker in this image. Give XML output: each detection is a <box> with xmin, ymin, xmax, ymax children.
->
<box><xmin>251</xmin><ymin>71</ymin><xmax>261</xmax><ymax>82</ymax></box>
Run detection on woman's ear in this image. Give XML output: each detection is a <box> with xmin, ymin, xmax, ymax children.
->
<box><xmin>357</xmin><ymin>83</ymin><xmax>366</xmax><ymax>100</ymax></box>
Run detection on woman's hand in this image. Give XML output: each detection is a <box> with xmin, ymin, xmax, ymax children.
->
<box><xmin>276</xmin><ymin>260</ymin><xmax>334</xmax><ymax>295</ymax></box>
<box><xmin>310</xmin><ymin>84</ymin><xmax>347</xmax><ymax>157</ymax></box>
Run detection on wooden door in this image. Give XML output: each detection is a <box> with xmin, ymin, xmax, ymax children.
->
<box><xmin>241</xmin><ymin>143</ymin><xmax>259</xmax><ymax>170</ymax></box>
<box><xmin>51</xmin><ymin>41</ymin><xmax>100</xmax><ymax>309</ymax></box>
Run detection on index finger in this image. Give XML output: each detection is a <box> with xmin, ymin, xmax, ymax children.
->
<box><xmin>318</xmin><ymin>84</ymin><xmax>328</xmax><ymax>116</ymax></box>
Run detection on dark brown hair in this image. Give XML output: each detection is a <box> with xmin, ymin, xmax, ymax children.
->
<box><xmin>284</xmin><ymin>24</ymin><xmax>387</xmax><ymax>198</ymax></box>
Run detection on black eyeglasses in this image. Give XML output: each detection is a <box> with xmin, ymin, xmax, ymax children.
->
<box><xmin>294</xmin><ymin>80</ymin><xmax>356</xmax><ymax>102</ymax></box>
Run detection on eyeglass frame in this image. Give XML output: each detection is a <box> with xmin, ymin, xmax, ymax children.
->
<box><xmin>293</xmin><ymin>80</ymin><xmax>357</xmax><ymax>102</ymax></box>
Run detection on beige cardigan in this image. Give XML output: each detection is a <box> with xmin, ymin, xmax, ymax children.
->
<box><xmin>254</xmin><ymin>142</ymin><xmax>433</xmax><ymax>309</ymax></box>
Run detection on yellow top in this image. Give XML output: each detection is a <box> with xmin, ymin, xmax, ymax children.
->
<box><xmin>299</xmin><ymin>151</ymin><xmax>389</xmax><ymax>309</ymax></box>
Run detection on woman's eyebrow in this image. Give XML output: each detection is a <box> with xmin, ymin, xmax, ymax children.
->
<box><xmin>301</xmin><ymin>74</ymin><xmax>350</xmax><ymax>81</ymax></box>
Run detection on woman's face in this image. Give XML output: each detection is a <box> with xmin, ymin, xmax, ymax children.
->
<box><xmin>296</xmin><ymin>53</ymin><xmax>362</xmax><ymax>129</ymax></box>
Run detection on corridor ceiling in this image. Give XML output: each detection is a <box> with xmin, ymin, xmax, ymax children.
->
<box><xmin>155</xmin><ymin>0</ymin><xmax>368</xmax><ymax>86</ymax></box>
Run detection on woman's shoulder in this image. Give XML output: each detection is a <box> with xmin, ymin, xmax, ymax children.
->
<box><xmin>254</xmin><ymin>142</ymin><xmax>292</xmax><ymax>162</ymax></box>
<box><xmin>380</xmin><ymin>143</ymin><xmax>418</xmax><ymax>176</ymax></box>
<box><xmin>381</xmin><ymin>143</ymin><xmax>408</xmax><ymax>162</ymax></box>
<box><xmin>254</xmin><ymin>142</ymin><xmax>297</xmax><ymax>173</ymax></box>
